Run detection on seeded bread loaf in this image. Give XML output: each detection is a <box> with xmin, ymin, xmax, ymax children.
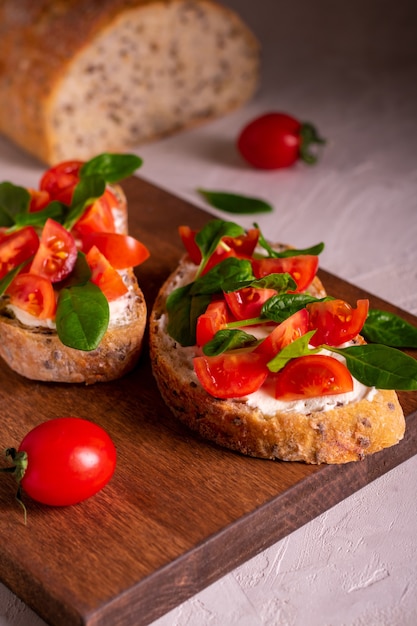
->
<box><xmin>0</xmin><ymin>0</ymin><xmax>260</xmax><ymax>165</ymax></box>
<box><xmin>149</xmin><ymin>256</ymin><xmax>405</xmax><ymax>464</ymax></box>
<box><xmin>0</xmin><ymin>185</ymin><xmax>147</xmax><ymax>384</ymax></box>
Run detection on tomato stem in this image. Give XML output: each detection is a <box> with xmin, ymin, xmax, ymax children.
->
<box><xmin>299</xmin><ymin>123</ymin><xmax>326</xmax><ymax>165</ymax></box>
<box><xmin>1</xmin><ymin>448</ymin><xmax>28</xmax><ymax>524</ymax></box>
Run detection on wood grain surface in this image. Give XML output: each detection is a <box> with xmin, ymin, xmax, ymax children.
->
<box><xmin>0</xmin><ymin>176</ymin><xmax>416</xmax><ymax>626</ymax></box>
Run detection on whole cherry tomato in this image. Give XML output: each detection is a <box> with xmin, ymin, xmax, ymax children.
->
<box><xmin>2</xmin><ymin>417</ymin><xmax>117</xmax><ymax>512</ymax></box>
<box><xmin>237</xmin><ymin>112</ymin><xmax>326</xmax><ymax>169</ymax></box>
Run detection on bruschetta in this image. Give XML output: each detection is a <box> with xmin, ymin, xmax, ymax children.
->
<box><xmin>150</xmin><ymin>219</ymin><xmax>408</xmax><ymax>464</ymax></box>
<box><xmin>0</xmin><ymin>153</ymin><xmax>149</xmax><ymax>384</ymax></box>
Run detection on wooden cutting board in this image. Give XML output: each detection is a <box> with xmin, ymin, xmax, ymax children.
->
<box><xmin>1</xmin><ymin>176</ymin><xmax>416</xmax><ymax>626</ymax></box>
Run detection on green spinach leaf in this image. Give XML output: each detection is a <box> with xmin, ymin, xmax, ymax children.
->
<box><xmin>80</xmin><ymin>153</ymin><xmax>143</xmax><ymax>182</ymax></box>
<box><xmin>362</xmin><ymin>309</ymin><xmax>417</xmax><ymax>348</ymax></box>
<box><xmin>202</xmin><ymin>329</ymin><xmax>258</xmax><ymax>356</ymax></box>
<box><xmin>197</xmin><ymin>189</ymin><xmax>273</xmax><ymax>214</ymax></box>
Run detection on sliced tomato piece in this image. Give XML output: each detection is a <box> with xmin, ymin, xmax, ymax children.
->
<box><xmin>275</xmin><ymin>354</ymin><xmax>353</xmax><ymax>400</ymax></box>
<box><xmin>81</xmin><ymin>231</ymin><xmax>149</xmax><ymax>269</ymax></box>
<box><xmin>196</xmin><ymin>299</ymin><xmax>230</xmax><ymax>346</ymax></box>
<box><xmin>39</xmin><ymin>160</ymin><xmax>84</xmax><ymax>205</ymax></box>
<box><xmin>224</xmin><ymin>286</ymin><xmax>277</xmax><ymax>321</ymax></box>
<box><xmin>223</xmin><ymin>228</ymin><xmax>260</xmax><ymax>257</ymax></box>
<box><xmin>86</xmin><ymin>245</ymin><xmax>128</xmax><ymax>301</ymax></box>
<box><xmin>307</xmin><ymin>299</ymin><xmax>369</xmax><ymax>347</ymax></box>
<box><xmin>30</xmin><ymin>218</ymin><xmax>77</xmax><ymax>283</ymax></box>
<box><xmin>6</xmin><ymin>274</ymin><xmax>56</xmax><ymax>319</ymax></box>
<box><xmin>201</xmin><ymin>244</ymin><xmax>238</xmax><ymax>275</ymax></box>
<box><xmin>0</xmin><ymin>226</ymin><xmax>39</xmax><ymax>279</ymax></box>
<box><xmin>74</xmin><ymin>188</ymin><xmax>117</xmax><ymax>236</ymax></box>
<box><xmin>178</xmin><ymin>225</ymin><xmax>201</xmax><ymax>264</ymax></box>
<box><xmin>252</xmin><ymin>255</ymin><xmax>319</xmax><ymax>292</ymax></box>
<box><xmin>28</xmin><ymin>189</ymin><xmax>51</xmax><ymax>212</ymax></box>
<box><xmin>194</xmin><ymin>352</ymin><xmax>268</xmax><ymax>399</ymax></box>
<box><xmin>254</xmin><ymin>309</ymin><xmax>309</xmax><ymax>359</ymax></box>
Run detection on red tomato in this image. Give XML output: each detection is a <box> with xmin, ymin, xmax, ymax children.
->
<box><xmin>224</xmin><ymin>287</ymin><xmax>277</xmax><ymax>321</ymax></box>
<box><xmin>307</xmin><ymin>299</ymin><xmax>369</xmax><ymax>347</ymax></box>
<box><xmin>194</xmin><ymin>352</ymin><xmax>268</xmax><ymax>399</ymax></box>
<box><xmin>275</xmin><ymin>354</ymin><xmax>353</xmax><ymax>400</ymax></box>
<box><xmin>196</xmin><ymin>299</ymin><xmax>229</xmax><ymax>346</ymax></box>
<box><xmin>202</xmin><ymin>245</ymin><xmax>237</xmax><ymax>275</ymax></box>
<box><xmin>178</xmin><ymin>226</ymin><xmax>260</xmax><ymax>267</ymax></box>
<box><xmin>39</xmin><ymin>160</ymin><xmax>83</xmax><ymax>205</ymax></box>
<box><xmin>254</xmin><ymin>309</ymin><xmax>309</xmax><ymax>360</ymax></box>
<box><xmin>28</xmin><ymin>189</ymin><xmax>50</xmax><ymax>212</ymax></box>
<box><xmin>178</xmin><ymin>225</ymin><xmax>201</xmax><ymax>264</ymax></box>
<box><xmin>15</xmin><ymin>417</ymin><xmax>116</xmax><ymax>506</ymax></box>
<box><xmin>6</xmin><ymin>274</ymin><xmax>56</xmax><ymax>319</ymax></box>
<box><xmin>30</xmin><ymin>219</ymin><xmax>77</xmax><ymax>283</ymax></box>
<box><xmin>237</xmin><ymin>112</ymin><xmax>325</xmax><ymax>170</ymax></box>
<box><xmin>252</xmin><ymin>255</ymin><xmax>318</xmax><ymax>293</ymax></box>
<box><xmin>0</xmin><ymin>226</ymin><xmax>39</xmax><ymax>279</ymax></box>
<box><xmin>74</xmin><ymin>188</ymin><xmax>117</xmax><ymax>236</ymax></box>
<box><xmin>81</xmin><ymin>232</ymin><xmax>149</xmax><ymax>269</ymax></box>
<box><xmin>86</xmin><ymin>245</ymin><xmax>128</xmax><ymax>301</ymax></box>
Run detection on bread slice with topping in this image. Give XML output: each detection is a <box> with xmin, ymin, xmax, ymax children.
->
<box><xmin>149</xmin><ymin>226</ymin><xmax>406</xmax><ymax>464</ymax></box>
<box><xmin>0</xmin><ymin>179</ymin><xmax>148</xmax><ymax>384</ymax></box>
<box><xmin>0</xmin><ymin>0</ymin><xmax>260</xmax><ymax>164</ymax></box>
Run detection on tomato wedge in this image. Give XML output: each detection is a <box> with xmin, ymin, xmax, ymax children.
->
<box><xmin>179</xmin><ymin>226</ymin><xmax>260</xmax><ymax>268</ymax></box>
<box><xmin>275</xmin><ymin>354</ymin><xmax>353</xmax><ymax>400</ymax></box>
<box><xmin>30</xmin><ymin>219</ymin><xmax>77</xmax><ymax>283</ymax></box>
<box><xmin>224</xmin><ymin>287</ymin><xmax>277</xmax><ymax>321</ymax></box>
<box><xmin>196</xmin><ymin>299</ymin><xmax>229</xmax><ymax>346</ymax></box>
<box><xmin>0</xmin><ymin>226</ymin><xmax>39</xmax><ymax>279</ymax></box>
<box><xmin>223</xmin><ymin>228</ymin><xmax>260</xmax><ymax>257</ymax></box>
<box><xmin>254</xmin><ymin>309</ymin><xmax>309</xmax><ymax>359</ymax></box>
<box><xmin>74</xmin><ymin>188</ymin><xmax>117</xmax><ymax>236</ymax></box>
<box><xmin>28</xmin><ymin>189</ymin><xmax>50</xmax><ymax>213</ymax></box>
<box><xmin>6</xmin><ymin>274</ymin><xmax>56</xmax><ymax>319</ymax></box>
<box><xmin>39</xmin><ymin>160</ymin><xmax>83</xmax><ymax>205</ymax></box>
<box><xmin>194</xmin><ymin>352</ymin><xmax>268</xmax><ymax>399</ymax></box>
<box><xmin>86</xmin><ymin>245</ymin><xmax>128</xmax><ymax>301</ymax></box>
<box><xmin>81</xmin><ymin>232</ymin><xmax>149</xmax><ymax>269</ymax></box>
<box><xmin>308</xmin><ymin>299</ymin><xmax>369</xmax><ymax>347</ymax></box>
<box><xmin>178</xmin><ymin>225</ymin><xmax>201</xmax><ymax>264</ymax></box>
<box><xmin>252</xmin><ymin>255</ymin><xmax>318</xmax><ymax>292</ymax></box>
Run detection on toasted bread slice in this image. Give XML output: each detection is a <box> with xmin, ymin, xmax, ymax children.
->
<box><xmin>150</xmin><ymin>256</ymin><xmax>405</xmax><ymax>464</ymax></box>
<box><xmin>0</xmin><ymin>185</ymin><xmax>147</xmax><ymax>384</ymax></box>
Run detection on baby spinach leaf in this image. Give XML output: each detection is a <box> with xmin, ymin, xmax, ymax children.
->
<box><xmin>261</xmin><ymin>293</ymin><xmax>330</xmax><ymax>323</ymax></box>
<box><xmin>63</xmin><ymin>175</ymin><xmax>106</xmax><ymax>230</ymax></box>
<box><xmin>362</xmin><ymin>309</ymin><xmax>417</xmax><ymax>348</ymax></box>
<box><xmin>329</xmin><ymin>344</ymin><xmax>417</xmax><ymax>390</ymax></box>
<box><xmin>203</xmin><ymin>329</ymin><xmax>258</xmax><ymax>356</ymax></box>
<box><xmin>0</xmin><ymin>182</ymin><xmax>30</xmax><ymax>227</ymax></box>
<box><xmin>56</xmin><ymin>282</ymin><xmax>109</xmax><ymax>351</ymax></box>
<box><xmin>58</xmin><ymin>252</ymin><xmax>91</xmax><ymax>289</ymax></box>
<box><xmin>197</xmin><ymin>189</ymin><xmax>273</xmax><ymax>214</ymax></box>
<box><xmin>13</xmin><ymin>201</ymin><xmax>65</xmax><ymax>229</ymax></box>
<box><xmin>166</xmin><ymin>284</ymin><xmax>211</xmax><ymax>346</ymax></box>
<box><xmin>195</xmin><ymin>219</ymin><xmax>244</xmax><ymax>277</ymax></box>
<box><xmin>255</xmin><ymin>223</ymin><xmax>324</xmax><ymax>258</ymax></box>
<box><xmin>267</xmin><ymin>331</ymin><xmax>318</xmax><ymax>373</ymax></box>
<box><xmin>80</xmin><ymin>153</ymin><xmax>143</xmax><ymax>183</ymax></box>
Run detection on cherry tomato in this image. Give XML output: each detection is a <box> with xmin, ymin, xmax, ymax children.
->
<box><xmin>307</xmin><ymin>299</ymin><xmax>369</xmax><ymax>347</ymax></box>
<box><xmin>237</xmin><ymin>112</ymin><xmax>325</xmax><ymax>170</ymax></box>
<box><xmin>81</xmin><ymin>232</ymin><xmax>150</xmax><ymax>269</ymax></box>
<box><xmin>39</xmin><ymin>160</ymin><xmax>83</xmax><ymax>205</ymax></box>
<box><xmin>0</xmin><ymin>226</ymin><xmax>39</xmax><ymax>279</ymax></box>
<box><xmin>275</xmin><ymin>354</ymin><xmax>353</xmax><ymax>400</ymax></box>
<box><xmin>30</xmin><ymin>218</ymin><xmax>77</xmax><ymax>283</ymax></box>
<box><xmin>252</xmin><ymin>255</ymin><xmax>319</xmax><ymax>293</ymax></box>
<box><xmin>254</xmin><ymin>309</ymin><xmax>309</xmax><ymax>360</ymax></box>
<box><xmin>86</xmin><ymin>245</ymin><xmax>128</xmax><ymax>301</ymax></box>
<box><xmin>224</xmin><ymin>286</ymin><xmax>277</xmax><ymax>321</ymax></box>
<box><xmin>12</xmin><ymin>417</ymin><xmax>116</xmax><ymax>507</ymax></box>
<box><xmin>194</xmin><ymin>352</ymin><xmax>268</xmax><ymax>399</ymax></box>
<box><xmin>6</xmin><ymin>274</ymin><xmax>56</xmax><ymax>319</ymax></box>
<box><xmin>74</xmin><ymin>188</ymin><xmax>117</xmax><ymax>236</ymax></box>
<box><xmin>196</xmin><ymin>299</ymin><xmax>230</xmax><ymax>346</ymax></box>
<box><xmin>28</xmin><ymin>189</ymin><xmax>51</xmax><ymax>213</ymax></box>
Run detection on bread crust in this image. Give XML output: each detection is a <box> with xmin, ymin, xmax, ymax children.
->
<box><xmin>150</xmin><ymin>257</ymin><xmax>405</xmax><ymax>464</ymax></box>
<box><xmin>0</xmin><ymin>185</ymin><xmax>147</xmax><ymax>384</ymax></box>
<box><xmin>0</xmin><ymin>0</ymin><xmax>260</xmax><ymax>164</ymax></box>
